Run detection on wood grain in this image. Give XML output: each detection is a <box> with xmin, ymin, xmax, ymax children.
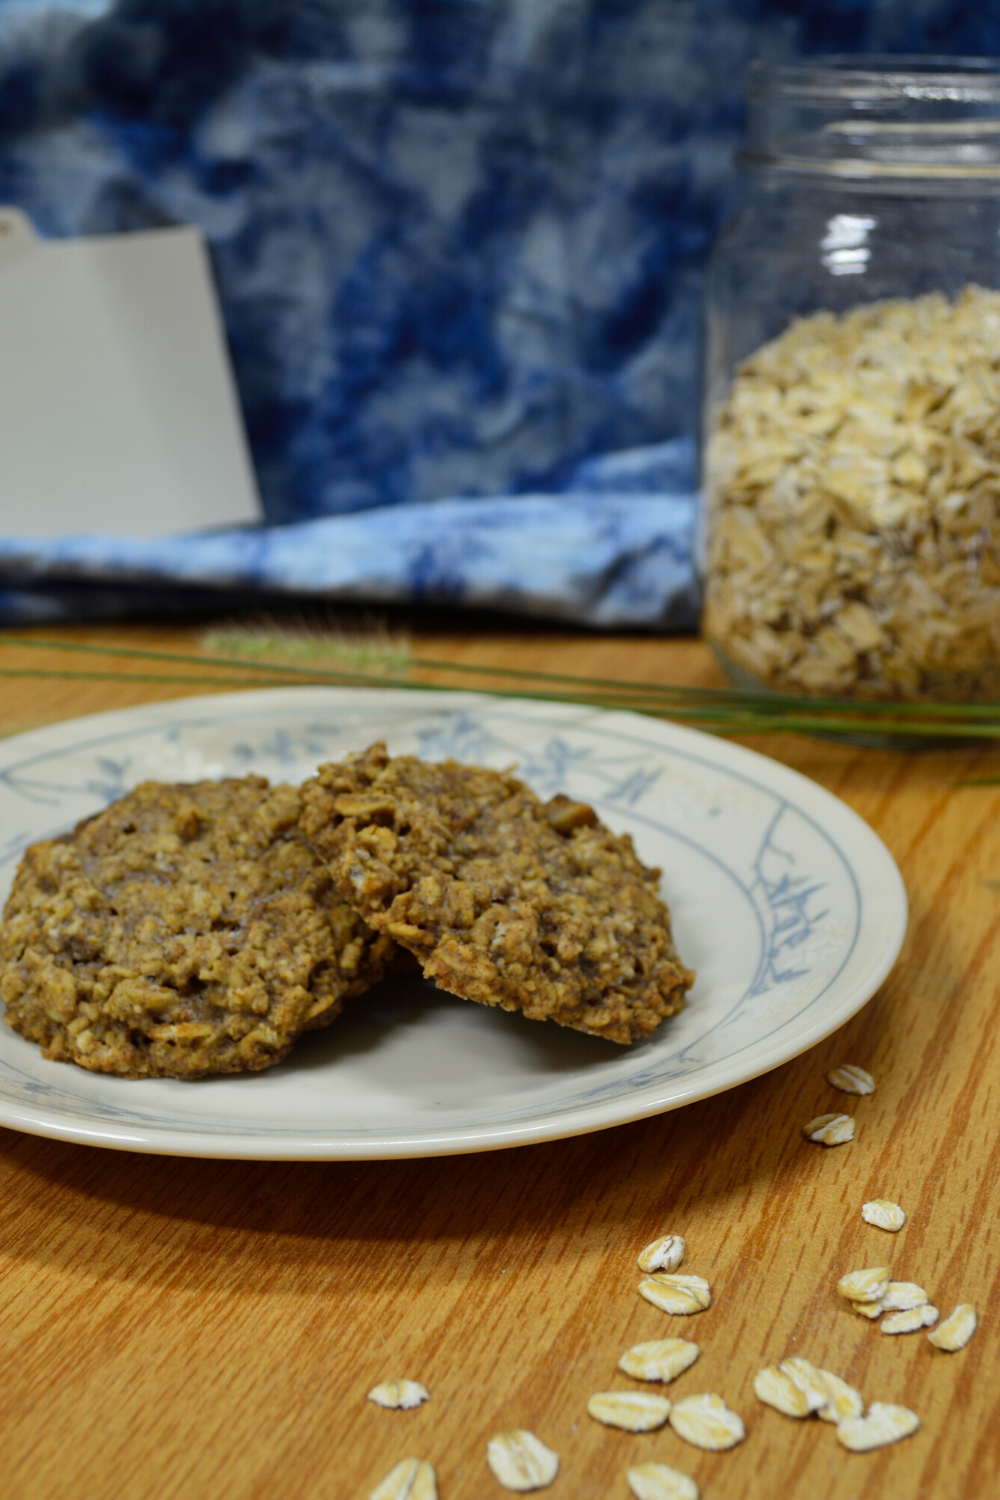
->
<box><xmin>0</xmin><ymin>623</ymin><xmax>998</xmax><ymax>1500</ymax></box>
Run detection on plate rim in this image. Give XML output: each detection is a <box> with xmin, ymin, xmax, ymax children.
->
<box><xmin>0</xmin><ymin>686</ymin><xmax>908</xmax><ymax>1159</ymax></box>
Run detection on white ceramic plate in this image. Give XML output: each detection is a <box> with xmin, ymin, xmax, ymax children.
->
<box><xmin>0</xmin><ymin>688</ymin><xmax>906</xmax><ymax>1159</ymax></box>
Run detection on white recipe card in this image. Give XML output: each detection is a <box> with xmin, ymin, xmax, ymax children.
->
<box><xmin>0</xmin><ymin>207</ymin><xmax>261</xmax><ymax>539</ymax></box>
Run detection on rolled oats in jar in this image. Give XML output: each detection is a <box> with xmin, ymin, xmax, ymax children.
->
<box><xmin>701</xmin><ymin>58</ymin><xmax>1000</xmax><ymax>701</ymax></box>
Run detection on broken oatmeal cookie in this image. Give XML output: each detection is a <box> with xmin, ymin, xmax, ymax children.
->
<box><xmin>0</xmin><ymin>777</ymin><xmax>394</xmax><ymax>1078</ymax></box>
<box><xmin>299</xmin><ymin>743</ymin><xmax>693</xmax><ymax>1043</ymax></box>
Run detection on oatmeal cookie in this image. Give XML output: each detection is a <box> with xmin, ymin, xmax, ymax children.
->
<box><xmin>300</xmin><ymin>743</ymin><xmax>693</xmax><ymax>1043</ymax></box>
<box><xmin>0</xmin><ymin>776</ymin><xmax>395</xmax><ymax>1078</ymax></box>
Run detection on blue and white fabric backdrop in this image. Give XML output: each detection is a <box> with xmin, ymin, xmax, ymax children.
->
<box><xmin>0</xmin><ymin>1</ymin><xmax>994</xmax><ymax>626</ymax></box>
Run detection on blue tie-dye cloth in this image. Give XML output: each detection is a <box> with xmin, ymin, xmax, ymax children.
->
<box><xmin>0</xmin><ymin>2</ymin><xmax>991</xmax><ymax>627</ymax></box>
<box><xmin>0</xmin><ymin>439</ymin><xmax>698</xmax><ymax>628</ymax></box>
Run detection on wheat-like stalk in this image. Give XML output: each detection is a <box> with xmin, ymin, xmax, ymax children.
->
<box><xmin>1</xmin><ymin>625</ymin><xmax>1000</xmax><ymax>745</ymax></box>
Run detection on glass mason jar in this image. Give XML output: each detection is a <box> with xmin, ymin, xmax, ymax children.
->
<box><xmin>700</xmin><ymin>58</ymin><xmax>1000</xmax><ymax>702</ymax></box>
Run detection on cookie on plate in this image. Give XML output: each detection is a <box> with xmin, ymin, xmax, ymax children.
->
<box><xmin>0</xmin><ymin>776</ymin><xmax>395</xmax><ymax>1078</ymax></box>
<box><xmin>300</xmin><ymin>742</ymin><xmax>693</xmax><ymax>1043</ymax></box>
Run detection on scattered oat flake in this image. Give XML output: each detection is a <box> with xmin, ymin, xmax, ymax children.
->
<box><xmin>836</xmin><ymin>1402</ymin><xmax>920</xmax><ymax>1453</ymax></box>
<box><xmin>627</xmin><ymin>1462</ymin><xmax>700</xmax><ymax>1500</ymax></box>
<box><xmin>619</xmin><ymin>1338</ymin><xmax>700</xmax><ymax>1383</ymax></box>
<box><xmin>804</xmin><ymin>1113</ymin><xmax>855</xmax><ymax>1146</ymax></box>
<box><xmin>828</xmin><ymin>1064</ymin><xmax>875</xmax><ymax>1095</ymax></box>
<box><xmin>852</xmin><ymin>1300</ymin><xmax>884</xmax><ymax>1320</ymax></box>
<box><xmin>880</xmin><ymin>1282</ymin><xmax>928</xmax><ymax>1313</ymax></box>
<box><xmin>669</xmin><ymin>1393</ymin><xmax>745</xmax><ymax>1451</ymax></box>
<box><xmin>861</xmin><ymin>1199</ymin><xmax>906</xmax><ymax>1232</ymax></box>
<box><xmin>638</xmin><ymin>1234</ymin><xmax>686</xmax><ymax>1274</ymax></box>
<box><xmin>369</xmin><ymin>1457</ymin><xmax>437</xmax><ymax>1500</ymax></box>
<box><xmin>928</xmin><ymin>1303</ymin><xmax>977</xmax><ymax>1351</ymax></box>
<box><xmin>883</xmin><ymin>1304</ymin><xmax>939</xmax><ymax>1334</ymax></box>
<box><xmin>838</xmin><ymin>1266</ymin><xmax>891</xmax><ymax>1303</ymax></box>
<box><xmin>754</xmin><ymin>1366</ymin><xmax>814</xmax><ymax>1418</ymax></box>
<box><xmin>813</xmin><ymin>1370</ymin><xmax>864</xmax><ymax>1424</ymax></box>
<box><xmin>779</xmin><ymin>1358</ymin><xmax>836</xmax><ymax>1416</ymax></box>
<box><xmin>486</xmin><ymin>1431</ymin><xmax>560</xmax><ymax>1492</ymax></box>
<box><xmin>588</xmin><ymin>1391</ymin><xmax>671</xmax><ymax>1432</ymax></box>
<box><xmin>638</xmin><ymin>1274</ymin><xmax>711</xmax><ymax>1315</ymax></box>
<box><xmin>368</xmin><ymin>1380</ymin><xmax>430</xmax><ymax>1410</ymax></box>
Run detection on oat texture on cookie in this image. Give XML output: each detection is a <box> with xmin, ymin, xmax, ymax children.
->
<box><xmin>299</xmin><ymin>743</ymin><xmax>693</xmax><ymax>1043</ymax></box>
<box><xmin>0</xmin><ymin>777</ymin><xmax>395</xmax><ymax>1078</ymax></box>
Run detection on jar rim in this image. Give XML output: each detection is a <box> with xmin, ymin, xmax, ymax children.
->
<box><xmin>748</xmin><ymin>56</ymin><xmax>1000</xmax><ymax>105</ymax></box>
<box><xmin>744</xmin><ymin>55</ymin><xmax>1000</xmax><ymax>185</ymax></box>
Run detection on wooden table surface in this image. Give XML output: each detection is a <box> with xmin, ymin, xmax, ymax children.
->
<box><xmin>0</xmin><ymin>622</ymin><xmax>997</xmax><ymax>1500</ymax></box>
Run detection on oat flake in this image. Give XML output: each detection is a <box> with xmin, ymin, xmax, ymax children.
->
<box><xmin>882</xmin><ymin>1304</ymin><xmax>938</xmax><ymax>1335</ymax></box>
<box><xmin>837</xmin><ymin>1266</ymin><xmax>891</xmax><ymax>1303</ymax></box>
<box><xmin>638</xmin><ymin>1274</ymin><xmax>711</xmax><ymax>1316</ymax></box>
<box><xmin>486</xmin><ymin>1431</ymin><xmax>559</xmax><ymax>1492</ymax></box>
<box><xmin>778</xmin><ymin>1359</ymin><xmax>830</xmax><ymax>1412</ymax></box>
<box><xmin>669</xmin><ymin>1393</ymin><xmax>745</xmax><ymax>1451</ymax></box>
<box><xmin>779</xmin><ymin>1358</ymin><xmax>850</xmax><ymax>1422</ymax></box>
<box><xmin>588</xmin><ymin>1391</ymin><xmax>671</xmax><ymax>1432</ymax></box>
<box><xmin>812</xmin><ymin>1369</ymin><xmax>865</xmax><ymax>1424</ymax></box>
<box><xmin>828</xmin><ymin>1064</ymin><xmax>875</xmax><ymax>1095</ymax></box>
<box><xmin>803</xmin><ymin>1113</ymin><xmax>855</xmax><ymax>1146</ymax></box>
<box><xmin>368</xmin><ymin>1380</ymin><xmax>430</xmax><ymax>1410</ymax></box>
<box><xmin>862</xmin><ymin>1200</ymin><xmax>906</xmax><ymax>1232</ymax></box>
<box><xmin>619</xmin><ymin>1338</ymin><xmax>700</xmax><ymax>1383</ymax></box>
<box><xmin>369</xmin><ymin>1458</ymin><xmax>437</xmax><ymax>1500</ymax></box>
<box><xmin>638</xmin><ymin>1235</ymin><xmax>686</xmax><ymax>1274</ymax></box>
<box><xmin>880</xmin><ymin>1282</ymin><xmax>928</xmax><ymax>1312</ymax></box>
<box><xmin>836</xmin><ymin>1402</ymin><xmax>920</xmax><ymax>1453</ymax></box>
<box><xmin>754</xmin><ymin>1366</ymin><xmax>815</xmax><ymax>1418</ymax></box>
<box><xmin>627</xmin><ymin>1462</ymin><xmax>700</xmax><ymax>1500</ymax></box>
<box><xmin>928</xmin><ymin>1303</ymin><xmax>977</xmax><ymax>1351</ymax></box>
